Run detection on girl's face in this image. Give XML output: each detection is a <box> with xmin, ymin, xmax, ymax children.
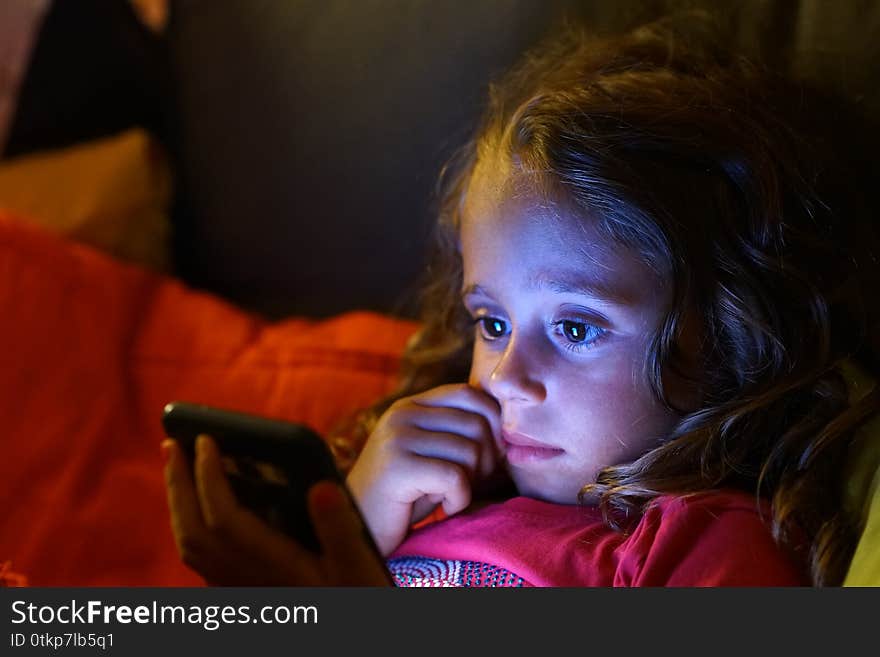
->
<box><xmin>461</xmin><ymin>174</ymin><xmax>686</xmax><ymax>504</ymax></box>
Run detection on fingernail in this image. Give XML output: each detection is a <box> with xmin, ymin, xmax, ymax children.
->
<box><xmin>160</xmin><ymin>440</ymin><xmax>173</xmax><ymax>464</ymax></box>
<box><xmin>195</xmin><ymin>434</ymin><xmax>211</xmax><ymax>455</ymax></box>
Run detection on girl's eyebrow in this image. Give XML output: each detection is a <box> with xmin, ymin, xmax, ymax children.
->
<box><xmin>461</xmin><ymin>284</ymin><xmax>493</xmax><ymax>300</ymax></box>
<box><xmin>461</xmin><ymin>274</ymin><xmax>634</xmax><ymax>306</ymax></box>
<box><xmin>530</xmin><ymin>272</ymin><xmax>635</xmax><ymax>305</ymax></box>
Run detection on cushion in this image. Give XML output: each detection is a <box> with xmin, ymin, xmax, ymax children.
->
<box><xmin>0</xmin><ymin>211</ymin><xmax>418</xmax><ymax>585</ymax></box>
<box><xmin>0</xmin><ymin>128</ymin><xmax>172</xmax><ymax>271</ymax></box>
<box><xmin>844</xmin><ymin>437</ymin><xmax>880</xmax><ymax>585</ymax></box>
<box><xmin>842</xmin><ymin>361</ymin><xmax>880</xmax><ymax>586</ymax></box>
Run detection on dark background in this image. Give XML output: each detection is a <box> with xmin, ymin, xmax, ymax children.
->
<box><xmin>6</xmin><ymin>0</ymin><xmax>880</xmax><ymax>319</ymax></box>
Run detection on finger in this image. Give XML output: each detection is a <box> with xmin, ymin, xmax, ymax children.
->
<box><xmin>193</xmin><ymin>434</ymin><xmax>244</xmax><ymax>531</ymax></box>
<box><xmin>163</xmin><ymin>439</ymin><xmax>208</xmax><ymax>554</ymax></box>
<box><xmin>406</xmin><ymin>384</ymin><xmax>503</xmax><ymax>478</ymax></box>
<box><xmin>406</xmin><ymin>406</ymin><xmax>498</xmax><ymax>477</ymax></box>
<box><xmin>193</xmin><ymin>435</ymin><xmax>322</xmax><ymax>583</ymax></box>
<box><xmin>411</xmin><ymin>384</ymin><xmax>502</xmax><ymax>448</ymax></box>
<box><xmin>407</xmin><ymin>454</ymin><xmax>472</xmax><ymax>517</ymax></box>
<box><xmin>308</xmin><ymin>481</ymin><xmax>391</xmax><ymax>586</ymax></box>
<box><xmin>164</xmin><ymin>439</ymin><xmax>242</xmax><ymax>584</ymax></box>
<box><xmin>406</xmin><ymin>404</ymin><xmax>494</xmax><ymax>439</ymax></box>
<box><xmin>401</xmin><ymin>428</ymin><xmax>485</xmax><ymax>478</ymax></box>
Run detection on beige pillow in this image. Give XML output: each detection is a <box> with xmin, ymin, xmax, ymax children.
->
<box><xmin>0</xmin><ymin>128</ymin><xmax>172</xmax><ymax>271</ymax></box>
<box><xmin>0</xmin><ymin>0</ymin><xmax>50</xmax><ymax>155</ymax></box>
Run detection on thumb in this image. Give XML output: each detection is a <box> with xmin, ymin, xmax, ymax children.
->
<box><xmin>307</xmin><ymin>481</ymin><xmax>392</xmax><ymax>586</ymax></box>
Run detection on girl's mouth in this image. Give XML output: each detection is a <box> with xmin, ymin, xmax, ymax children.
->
<box><xmin>501</xmin><ymin>430</ymin><xmax>565</xmax><ymax>465</ymax></box>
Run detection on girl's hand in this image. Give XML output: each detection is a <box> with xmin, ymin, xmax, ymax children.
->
<box><xmin>346</xmin><ymin>383</ymin><xmax>502</xmax><ymax>556</ymax></box>
<box><xmin>163</xmin><ymin>435</ymin><xmax>390</xmax><ymax>586</ymax></box>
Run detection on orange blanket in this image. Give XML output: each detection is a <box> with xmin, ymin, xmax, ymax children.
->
<box><xmin>0</xmin><ymin>212</ymin><xmax>418</xmax><ymax>585</ymax></box>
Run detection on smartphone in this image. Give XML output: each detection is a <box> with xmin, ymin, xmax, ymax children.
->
<box><xmin>161</xmin><ymin>401</ymin><xmax>366</xmax><ymax>556</ymax></box>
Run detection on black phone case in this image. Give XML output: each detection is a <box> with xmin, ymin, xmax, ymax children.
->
<box><xmin>161</xmin><ymin>401</ymin><xmax>342</xmax><ymax>553</ymax></box>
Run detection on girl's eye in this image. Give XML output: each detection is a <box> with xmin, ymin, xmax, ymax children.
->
<box><xmin>555</xmin><ymin>320</ymin><xmax>607</xmax><ymax>351</ymax></box>
<box><xmin>474</xmin><ymin>317</ymin><xmax>508</xmax><ymax>340</ymax></box>
<box><xmin>561</xmin><ymin>320</ymin><xmax>588</xmax><ymax>342</ymax></box>
<box><xmin>470</xmin><ymin>315</ymin><xmax>606</xmax><ymax>350</ymax></box>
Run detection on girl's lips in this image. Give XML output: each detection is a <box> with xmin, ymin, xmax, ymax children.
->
<box><xmin>501</xmin><ymin>430</ymin><xmax>564</xmax><ymax>465</ymax></box>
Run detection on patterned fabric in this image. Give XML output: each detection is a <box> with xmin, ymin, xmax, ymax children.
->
<box><xmin>388</xmin><ymin>556</ymin><xmax>525</xmax><ymax>587</ymax></box>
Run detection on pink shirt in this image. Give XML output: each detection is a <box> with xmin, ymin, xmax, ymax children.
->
<box><xmin>387</xmin><ymin>490</ymin><xmax>809</xmax><ymax>587</ymax></box>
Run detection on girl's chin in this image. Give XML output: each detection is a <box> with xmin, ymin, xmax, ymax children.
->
<box><xmin>506</xmin><ymin>467</ymin><xmax>584</xmax><ymax>506</ymax></box>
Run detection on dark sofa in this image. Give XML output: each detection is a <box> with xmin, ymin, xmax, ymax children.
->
<box><xmin>7</xmin><ymin>0</ymin><xmax>880</xmax><ymax>320</ymax></box>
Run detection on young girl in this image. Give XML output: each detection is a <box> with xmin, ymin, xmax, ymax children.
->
<box><xmin>162</xmin><ymin>16</ymin><xmax>880</xmax><ymax>587</ymax></box>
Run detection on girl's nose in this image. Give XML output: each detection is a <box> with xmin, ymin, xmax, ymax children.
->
<box><xmin>485</xmin><ymin>337</ymin><xmax>546</xmax><ymax>404</ymax></box>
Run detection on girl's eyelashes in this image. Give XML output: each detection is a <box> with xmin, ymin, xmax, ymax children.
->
<box><xmin>469</xmin><ymin>314</ymin><xmax>608</xmax><ymax>351</ymax></box>
<box><xmin>471</xmin><ymin>316</ymin><xmax>509</xmax><ymax>340</ymax></box>
<box><xmin>552</xmin><ymin>320</ymin><xmax>608</xmax><ymax>352</ymax></box>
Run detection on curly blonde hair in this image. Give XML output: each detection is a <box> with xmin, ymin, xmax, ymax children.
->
<box><xmin>336</xmin><ymin>15</ymin><xmax>880</xmax><ymax>586</ymax></box>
